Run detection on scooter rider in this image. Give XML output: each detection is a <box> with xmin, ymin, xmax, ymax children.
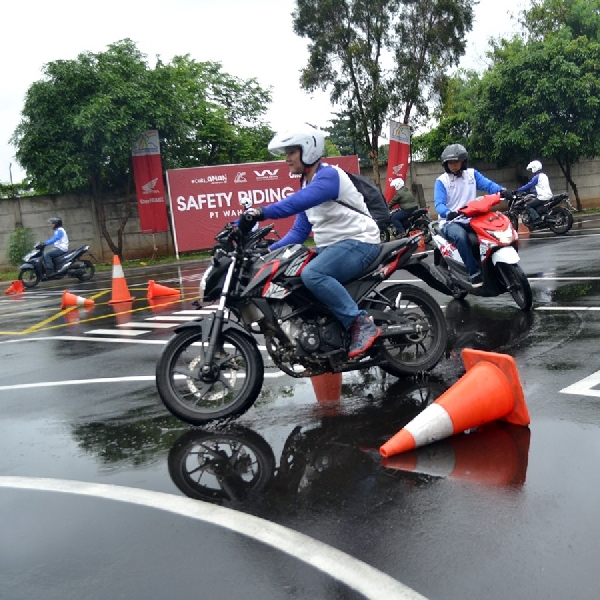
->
<box><xmin>514</xmin><ymin>160</ymin><xmax>553</xmax><ymax>225</ymax></box>
<box><xmin>238</xmin><ymin>124</ymin><xmax>382</xmax><ymax>359</ymax></box>
<box><xmin>434</xmin><ymin>144</ymin><xmax>511</xmax><ymax>288</ymax></box>
<box><xmin>388</xmin><ymin>177</ymin><xmax>418</xmax><ymax>236</ymax></box>
<box><xmin>41</xmin><ymin>217</ymin><xmax>69</xmax><ymax>275</ymax></box>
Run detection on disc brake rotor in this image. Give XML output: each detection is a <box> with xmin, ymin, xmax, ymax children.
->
<box><xmin>186</xmin><ymin>355</ymin><xmax>238</xmax><ymax>401</ymax></box>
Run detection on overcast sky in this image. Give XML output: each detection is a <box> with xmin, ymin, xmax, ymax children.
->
<box><xmin>1</xmin><ymin>0</ymin><xmax>525</xmax><ymax>183</ymax></box>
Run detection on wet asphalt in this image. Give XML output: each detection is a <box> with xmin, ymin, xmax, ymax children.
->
<box><xmin>2</xmin><ymin>214</ymin><xmax>600</xmax><ymax>599</ymax></box>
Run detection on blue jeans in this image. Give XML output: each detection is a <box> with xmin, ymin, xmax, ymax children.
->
<box><xmin>301</xmin><ymin>239</ymin><xmax>380</xmax><ymax>329</ymax></box>
<box><xmin>391</xmin><ymin>207</ymin><xmax>417</xmax><ymax>233</ymax></box>
<box><xmin>441</xmin><ymin>221</ymin><xmax>480</xmax><ymax>276</ymax></box>
<box><xmin>44</xmin><ymin>247</ymin><xmax>65</xmax><ymax>272</ymax></box>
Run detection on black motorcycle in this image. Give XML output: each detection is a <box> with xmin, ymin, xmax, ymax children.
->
<box><xmin>19</xmin><ymin>243</ymin><xmax>96</xmax><ymax>288</ymax></box>
<box><xmin>155</xmin><ymin>221</ymin><xmax>448</xmax><ymax>425</ymax></box>
<box><xmin>379</xmin><ymin>207</ymin><xmax>432</xmax><ymax>244</ymax></box>
<box><xmin>506</xmin><ymin>192</ymin><xmax>575</xmax><ymax>235</ymax></box>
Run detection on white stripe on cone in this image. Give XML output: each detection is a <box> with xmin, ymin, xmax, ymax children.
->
<box><xmin>404</xmin><ymin>403</ymin><xmax>454</xmax><ymax>447</ymax></box>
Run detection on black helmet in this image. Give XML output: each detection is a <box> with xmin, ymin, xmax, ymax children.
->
<box><xmin>441</xmin><ymin>144</ymin><xmax>468</xmax><ymax>174</ymax></box>
<box><xmin>48</xmin><ymin>217</ymin><xmax>62</xmax><ymax>228</ymax></box>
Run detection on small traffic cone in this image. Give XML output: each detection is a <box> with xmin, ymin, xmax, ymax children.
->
<box><xmin>108</xmin><ymin>255</ymin><xmax>135</xmax><ymax>304</ymax></box>
<box><xmin>61</xmin><ymin>290</ymin><xmax>95</xmax><ymax>309</ymax></box>
<box><xmin>5</xmin><ymin>280</ymin><xmax>25</xmax><ymax>295</ymax></box>
<box><xmin>311</xmin><ymin>372</ymin><xmax>343</xmax><ymax>403</ymax></box>
<box><xmin>382</xmin><ymin>422</ymin><xmax>531</xmax><ymax>486</ymax></box>
<box><xmin>380</xmin><ymin>348</ymin><xmax>530</xmax><ymax>457</ymax></box>
<box><xmin>147</xmin><ymin>280</ymin><xmax>180</xmax><ymax>299</ymax></box>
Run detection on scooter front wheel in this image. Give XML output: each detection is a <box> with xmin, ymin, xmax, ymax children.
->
<box><xmin>18</xmin><ymin>269</ymin><xmax>40</xmax><ymax>288</ymax></box>
<box><xmin>497</xmin><ymin>263</ymin><xmax>533</xmax><ymax>312</ymax></box>
<box><xmin>156</xmin><ymin>327</ymin><xmax>264</xmax><ymax>425</ymax></box>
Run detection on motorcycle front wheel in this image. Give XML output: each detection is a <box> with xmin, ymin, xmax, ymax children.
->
<box><xmin>75</xmin><ymin>260</ymin><xmax>95</xmax><ymax>281</ymax></box>
<box><xmin>548</xmin><ymin>207</ymin><xmax>573</xmax><ymax>235</ymax></box>
<box><xmin>380</xmin><ymin>226</ymin><xmax>391</xmax><ymax>243</ymax></box>
<box><xmin>497</xmin><ymin>263</ymin><xmax>533</xmax><ymax>312</ymax></box>
<box><xmin>156</xmin><ymin>328</ymin><xmax>264</xmax><ymax>425</ymax></box>
<box><xmin>168</xmin><ymin>426</ymin><xmax>275</xmax><ymax>504</ymax></box>
<box><xmin>507</xmin><ymin>211</ymin><xmax>519</xmax><ymax>232</ymax></box>
<box><xmin>19</xmin><ymin>269</ymin><xmax>40</xmax><ymax>289</ymax></box>
<box><xmin>371</xmin><ymin>283</ymin><xmax>448</xmax><ymax>376</ymax></box>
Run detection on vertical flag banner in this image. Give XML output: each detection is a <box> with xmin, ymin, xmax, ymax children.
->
<box><xmin>384</xmin><ymin>121</ymin><xmax>411</xmax><ymax>202</ymax></box>
<box><xmin>132</xmin><ymin>130</ymin><xmax>169</xmax><ymax>233</ymax></box>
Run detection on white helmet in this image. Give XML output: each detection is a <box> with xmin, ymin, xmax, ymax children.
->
<box><xmin>390</xmin><ymin>177</ymin><xmax>405</xmax><ymax>191</ymax></box>
<box><xmin>268</xmin><ymin>125</ymin><xmax>325</xmax><ymax>166</ymax></box>
<box><xmin>240</xmin><ymin>198</ymin><xmax>252</xmax><ymax>210</ymax></box>
<box><xmin>527</xmin><ymin>160</ymin><xmax>542</xmax><ymax>173</ymax></box>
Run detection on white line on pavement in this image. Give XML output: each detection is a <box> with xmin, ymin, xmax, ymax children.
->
<box><xmin>0</xmin><ymin>477</ymin><xmax>427</xmax><ymax>600</ymax></box>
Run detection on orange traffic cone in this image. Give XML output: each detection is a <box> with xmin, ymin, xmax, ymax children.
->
<box><xmin>5</xmin><ymin>280</ymin><xmax>25</xmax><ymax>295</ymax></box>
<box><xmin>61</xmin><ymin>290</ymin><xmax>95</xmax><ymax>309</ymax></box>
<box><xmin>311</xmin><ymin>372</ymin><xmax>343</xmax><ymax>403</ymax></box>
<box><xmin>382</xmin><ymin>422</ymin><xmax>531</xmax><ymax>486</ymax></box>
<box><xmin>380</xmin><ymin>348</ymin><xmax>530</xmax><ymax>457</ymax></box>
<box><xmin>108</xmin><ymin>255</ymin><xmax>135</xmax><ymax>304</ymax></box>
<box><xmin>147</xmin><ymin>280</ymin><xmax>180</xmax><ymax>299</ymax></box>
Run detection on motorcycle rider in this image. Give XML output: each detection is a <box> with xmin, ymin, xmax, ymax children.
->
<box><xmin>239</xmin><ymin>124</ymin><xmax>382</xmax><ymax>359</ymax></box>
<box><xmin>434</xmin><ymin>143</ymin><xmax>510</xmax><ymax>288</ymax></box>
<box><xmin>388</xmin><ymin>177</ymin><xmax>418</xmax><ymax>236</ymax></box>
<box><xmin>41</xmin><ymin>217</ymin><xmax>69</xmax><ymax>275</ymax></box>
<box><xmin>513</xmin><ymin>160</ymin><xmax>553</xmax><ymax>225</ymax></box>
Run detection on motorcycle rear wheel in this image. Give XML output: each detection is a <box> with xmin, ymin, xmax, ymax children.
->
<box><xmin>371</xmin><ymin>283</ymin><xmax>447</xmax><ymax>376</ymax></box>
<box><xmin>18</xmin><ymin>269</ymin><xmax>40</xmax><ymax>288</ymax></box>
<box><xmin>497</xmin><ymin>263</ymin><xmax>533</xmax><ymax>312</ymax></box>
<box><xmin>548</xmin><ymin>207</ymin><xmax>573</xmax><ymax>235</ymax></box>
<box><xmin>75</xmin><ymin>260</ymin><xmax>95</xmax><ymax>281</ymax></box>
<box><xmin>156</xmin><ymin>328</ymin><xmax>264</xmax><ymax>425</ymax></box>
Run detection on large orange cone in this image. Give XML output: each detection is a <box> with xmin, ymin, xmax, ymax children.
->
<box><xmin>311</xmin><ymin>372</ymin><xmax>343</xmax><ymax>417</ymax></box>
<box><xmin>380</xmin><ymin>348</ymin><xmax>530</xmax><ymax>457</ymax></box>
<box><xmin>108</xmin><ymin>255</ymin><xmax>134</xmax><ymax>304</ymax></box>
<box><xmin>5</xmin><ymin>280</ymin><xmax>25</xmax><ymax>295</ymax></box>
<box><xmin>382</xmin><ymin>422</ymin><xmax>531</xmax><ymax>486</ymax></box>
<box><xmin>61</xmin><ymin>290</ymin><xmax>94</xmax><ymax>309</ymax></box>
<box><xmin>147</xmin><ymin>280</ymin><xmax>180</xmax><ymax>299</ymax></box>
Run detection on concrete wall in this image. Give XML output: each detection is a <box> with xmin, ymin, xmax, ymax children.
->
<box><xmin>0</xmin><ymin>191</ymin><xmax>173</xmax><ymax>270</ymax></box>
<box><xmin>1</xmin><ymin>156</ymin><xmax>599</xmax><ymax>270</ymax></box>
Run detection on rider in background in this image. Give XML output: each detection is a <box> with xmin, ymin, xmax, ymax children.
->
<box><xmin>513</xmin><ymin>160</ymin><xmax>553</xmax><ymax>225</ymax></box>
<box><xmin>434</xmin><ymin>144</ymin><xmax>510</xmax><ymax>288</ymax></box>
<box><xmin>388</xmin><ymin>177</ymin><xmax>418</xmax><ymax>236</ymax></box>
<box><xmin>238</xmin><ymin>124</ymin><xmax>382</xmax><ymax>359</ymax></box>
<box><xmin>42</xmin><ymin>217</ymin><xmax>69</xmax><ymax>275</ymax></box>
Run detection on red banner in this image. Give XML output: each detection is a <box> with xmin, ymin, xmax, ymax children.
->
<box><xmin>132</xmin><ymin>130</ymin><xmax>169</xmax><ymax>234</ymax></box>
<box><xmin>166</xmin><ymin>155</ymin><xmax>360</xmax><ymax>253</ymax></box>
<box><xmin>383</xmin><ymin>121</ymin><xmax>411</xmax><ymax>202</ymax></box>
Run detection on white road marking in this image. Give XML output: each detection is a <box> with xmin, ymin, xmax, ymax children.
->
<box><xmin>0</xmin><ymin>477</ymin><xmax>426</xmax><ymax>600</ymax></box>
<box><xmin>145</xmin><ymin>315</ymin><xmax>202</xmax><ymax>321</ymax></box>
<box><xmin>560</xmin><ymin>370</ymin><xmax>600</xmax><ymax>398</ymax></box>
<box><xmin>0</xmin><ymin>371</ymin><xmax>285</xmax><ymax>391</ymax></box>
<box><xmin>85</xmin><ymin>329</ymin><xmax>149</xmax><ymax>336</ymax></box>
<box><xmin>535</xmin><ymin>307</ymin><xmax>600</xmax><ymax>311</ymax></box>
<box><xmin>118</xmin><ymin>322</ymin><xmax>175</xmax><ymax>329</ymax></box>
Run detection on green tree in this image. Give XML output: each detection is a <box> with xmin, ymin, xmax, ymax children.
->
<box><xmin>292</xmin><ymin>0</ymin><xmax>474</xmax><ymax>187</ymax></box>
<box><xmin>11</xmin><ymin>40</ymin><xmax>273</xmax><ymax>257</ymax></box>
<box><xmin>474</xmin><ymin>35</ymin><xmax>600</xmax><ymax>209</ymax></box>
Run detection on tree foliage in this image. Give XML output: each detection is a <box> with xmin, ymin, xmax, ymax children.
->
<box><xmin>11</xmin><ymin>39</ymin><xmax>273</xmax><ymax>256</ymax></box>
<box><xmin>292</xmin><ymin>0</ymin><xmax>474</xmax><ymax>186</ymax></box>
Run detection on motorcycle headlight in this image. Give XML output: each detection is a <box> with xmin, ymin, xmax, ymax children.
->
<box><xmin>485</xmin><ymin>226</ymin><xmax>515</xmax><ymax>244</ymax></box>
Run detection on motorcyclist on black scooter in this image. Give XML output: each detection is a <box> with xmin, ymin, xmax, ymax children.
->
<box><xmin>513</xmin><ymin>160</ymin><xmax>553</xmax><ymax>225</ymax></box>
<box><xmin>40</xmin><ymin>217</ymin><xmax>69</xmax><ymax>275</ymax></box>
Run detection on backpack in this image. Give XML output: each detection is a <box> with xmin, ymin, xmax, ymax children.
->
<box><xmin>343</xmin><ymin>171</ymin><xmax>391</xmax><ymax>228</ymax></box>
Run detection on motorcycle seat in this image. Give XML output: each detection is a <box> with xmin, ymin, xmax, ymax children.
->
<box><xmin>359</xmin><ymin>238</ymin><xmax>411</xmax><ymax>277</ymax></box>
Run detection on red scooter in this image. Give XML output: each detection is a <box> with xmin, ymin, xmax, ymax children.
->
<box><xmin>410</xmin><ymin>193</ymin><xmax>532</xmax><ymax>311</ymax></box>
